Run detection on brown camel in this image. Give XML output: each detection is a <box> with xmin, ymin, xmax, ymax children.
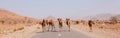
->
<box><xmin>47</xmin><ymin>19</ymin><xmax>55</xmax><ymax>31</ymax></box>
<box><xmin>66</xmin><ymin>18</ymin><xmax>71</xmax><ymax>31</ymax></box>
<box><xmin>57</xmin><ymin>18</ymin><xmax>63</xmax><ymax>32</ymax></box>
<box><xmin>41</xmin><ymin>19</ymin><xmax>47</xmax><ymax>32</ymax></box>
<box><xmin>88</xmin><ymin>20</ymin><xmax>94</xmax><ymax>32</ymax></box>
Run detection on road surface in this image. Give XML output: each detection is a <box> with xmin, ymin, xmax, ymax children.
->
<box><xmin>31</xmin><ymin>23</ymin><xmax>91</xmax><ymax>38</ymax></box>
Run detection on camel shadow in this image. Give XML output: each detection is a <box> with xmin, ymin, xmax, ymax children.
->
<box><xmin>36</xmin><ymin>31</ymin><xmax>44</xmax><ymax>33</ymax></box>
<box><xmin>36</xmin><ymin>30</ymin><xmax>70</xmax><ymax>33</ymax></box>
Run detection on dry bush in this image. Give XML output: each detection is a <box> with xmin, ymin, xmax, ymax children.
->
<box><xmin>76</xmin><ymin>21</ymin><xmax>80</xmax><ymax>24</ymax></box>
<box><xmin>110</xmin><ymin>16</ymin><xmax>118</xmax><ymax>24</ymax></box>
<box><xmin>37</xmin><ymin>26</ymin><xmax>40</xmax><ymax>29</ymax></box>
<box><xmin>13</xmin><ymin>27</ymin><xmax>24</xmax><ymax>32</ymax></box>
<box><xmin>0</xmin><ymin>20</ymin><xmax>5</xmax><ymax>24</ymax></box>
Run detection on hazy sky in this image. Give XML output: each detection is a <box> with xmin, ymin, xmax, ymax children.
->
<box><xmin>0</xmin><ymin>0</ymin><xmax>120</xmax><ymax>19</ymax></box>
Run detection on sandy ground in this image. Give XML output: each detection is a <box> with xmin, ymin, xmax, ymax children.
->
<box><xmin>71</xmin><ymin>24</ymin><xmax>120</xmax><ymax>38</ymax></box>
<box><xmin>0</xmin><ymin>23</ymin><xmax>120</xmax><ymax>38</ymax></box>
<box><xmin>0</xmin><ymin>24</ymin><xmax>42</xmax><ymax>38</ymax></box>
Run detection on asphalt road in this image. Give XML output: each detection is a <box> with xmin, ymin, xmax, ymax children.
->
<box><xmin>31</xmin><ymin>23</ymin><xmax>91</xmax><ymax>38</ymax></box>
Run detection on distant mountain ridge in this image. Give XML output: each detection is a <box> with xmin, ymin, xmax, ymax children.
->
<box><xmin>81</xmin><ymin>13</ymin><xmax>120</xmax><ymax>21</ymax></box>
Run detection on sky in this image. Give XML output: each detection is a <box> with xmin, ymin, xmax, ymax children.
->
<box><xmin>0</xmin><ymin>0</ymin><xmax>120</xmax><ymax>19</ymax></box>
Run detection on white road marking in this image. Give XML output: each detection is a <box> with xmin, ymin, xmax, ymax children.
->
<box><xmin>58</xmin><ymin>33</ymin><xmax>61</xmax><ymax>38</ymax></box>
<box><xmin>58</xmin><ymin>33</ymin><xmax>61</xmax><ymax>37</ymax></box>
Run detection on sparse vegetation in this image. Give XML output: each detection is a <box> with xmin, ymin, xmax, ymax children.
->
<box><xmin>13</xmin><ymin>27</ymin><xmax>24</xmax><ymax>32</ymax></box>
<box><xmin>0</xmin><ymin>19</ymin><xmax>5</xmax><ymax>24</ymax></box>
<box><xmin>18</xmin><ymin>27</ymin><xmax>24</xmax><ymax>30</ymax></box>
<box><xmin>0</xmin><ymin>20</ymin><xmax>5</xmax><ymax>24</ymax></box>
<box><xmin>13</xmin><ymin>29</ymin><xmax>17</xmax><ymax>32</ymax></box>
<box><xmin>110</xmin><ymin>16</ymin><xmax>118</xmax><ymax>24</ymax></box>
<box><xmin>76</xmin><ymin>21</ymin><xmax>79</xmax><ymax>24</ymax></box>
<box><xmin>37</xmin><ymin>27</ymin><xmax>40</xmax><ymax>29</ymax></box>
<box><xmin>99</xmin><ymin>26</ymin><xmax>103</xmax><ymax>29</ymax></box>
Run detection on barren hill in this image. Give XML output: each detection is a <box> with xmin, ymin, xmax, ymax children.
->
<box><xmin>0</xmin><ymin>9</ymin><xmax>40</xmax><ymax>24</ymax></box>
<box><xmin>0</xmin><ymin>9</ymin><xmax>40</xmax><ymax>34</ymax></box>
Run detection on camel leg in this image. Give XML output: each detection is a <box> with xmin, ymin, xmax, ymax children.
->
<box><xmin>53</xmin><ymin>25</ymin><xmax>56</xmax><ymax>31</ymax></box>
<box><xmin>89</xmin><ymin>27</ymin><xmax>92</xmax><ymax>32</ymax></box>
<box><xmin>51</xmin><ymin>25</ymin><xmax>54</xmax><ymax>31</ymax></box>
<box><xmin>59</xmin><ymin>25</ymin><xmax>63</xmax><ymax>32</ymax></box>
<box><xmin>68</xmin><ymin>25</ymin><xmax>70</xmax><ymax>31</ymax></box>
<box><xmin>42</xmin><ymin>26</ymin><xmax>45</xmax><ymax>32</ymax></box>
<box><xmin>47</xmin><ymin>25</ymin><xmax>50</xmax><ymax>31</ymax></box>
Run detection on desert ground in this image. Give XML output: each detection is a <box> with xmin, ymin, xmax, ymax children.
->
<box><xmin>71</xmin><ymin>22</ymin><xmax>120</xmax><ymax>38</ymax></box>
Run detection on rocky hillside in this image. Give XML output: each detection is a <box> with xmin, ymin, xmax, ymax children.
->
<box><xmin>0</xmin><ymin>9</ymin><xmax>40</xmax><ymax>25</ymax></box>
<box><xmin>0</xmin><ymin>9</ymin><xmax>41</xmax><ymax>34</ymax></box>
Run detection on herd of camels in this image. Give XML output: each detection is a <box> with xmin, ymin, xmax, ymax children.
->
<box><xmin>40</xmin><ymin>18</ymin><xmax>93</xmax><ymax>32</ymax></box>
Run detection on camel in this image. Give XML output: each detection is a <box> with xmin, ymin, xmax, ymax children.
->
<box><xmin>57</xmin><ymin>18</ymin><xmax>63</xmax><ymax>32</ymax></box>
<box><xmin>41</xmin><ymin>19</ymin><xmax>47</xmax><ymax>32</ymax></box>
<box><xmin>66</xmin><ymin>18</ymin><xmax>71</xmax><ymax>31</ymax></box>
<box><xmin>88</xmin><ymin>20</ymin><xmax>94</xmax><ymax>32</ymax></box>
<box><xmin>47</xmin><ymin>19</ymin><xmax>55</xmax><ymax>31</ymax></box>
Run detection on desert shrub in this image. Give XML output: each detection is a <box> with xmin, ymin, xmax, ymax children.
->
<box><xmin>37</xmin><ymin>26</ymin><xmax>40</xmax><ymax>29</ymax></box>
<box><xmin>0</xmin><ymin>20</ymin><xmax>5</xmax><ymax>24</ymax></box>
<box><xmin>110</xmin><ymin>16</ymin><xmax>118</xmax><ymax>24</ymax></box>
<box><xmin>99</xmin><ymin>26</ymin><xmax>103</xmax><ymax>29</ymax></box>
<box><xmin>18</xmin><ymin>27</ymin><xmax>24</xmax><ymax>30</ymax></box>
<box><xmin>76</xmin><ymin>21</ymin><xmax>79</xmax><ymax>24</ymax></box>
<box><xmin>13</xmin><ymin>27</ymin><xmax>24</xmax><ymax>32</ymax></box>
<box><xmin>13</xmin><ymin>29</ymin><xmax>17</xmax><ymax>32</ymax></box>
